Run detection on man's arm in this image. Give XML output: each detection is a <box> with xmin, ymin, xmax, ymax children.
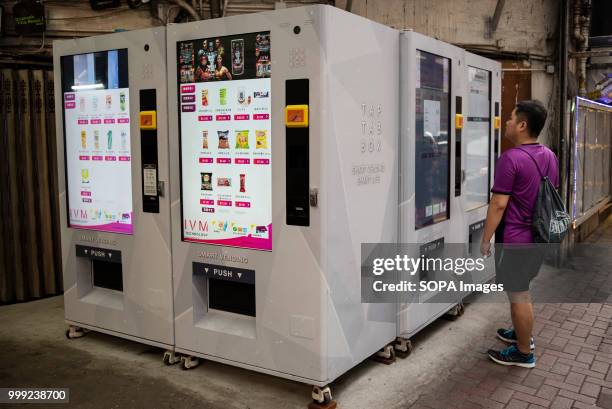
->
<box><xmin>481</xmin><ymin>193</ymin><xmax>510</xmax><ymax>255</ymax></box>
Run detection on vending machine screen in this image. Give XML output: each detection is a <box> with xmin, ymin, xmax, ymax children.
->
<box><xmin>465</xmin><ymin>66</ymin><xmax>491</xmax><ymax>209</ymax></box>
<box><xmin>60</xmin><ymin>49</ymin><xmax>133</xmax><ymax>234</ymax></box>
<box><xmin>415</xmin><ymin>50</ymin><xmax>451</xmax><ymax>229</ymax></box>
<box><xmin>177</xmin><ymin>31</ymin><xmax>272</xmax><ymax>251</ymax></box>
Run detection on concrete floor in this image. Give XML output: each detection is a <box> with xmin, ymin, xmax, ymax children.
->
<box><xmin>1</xmin><ymin>216</ymin><xmax>610</xmax><ymax>409</ymax></box>
<box><xmin>0</xmin><ymin>291</ymin><xmax>511</xmax><ymax>409</ymax></box>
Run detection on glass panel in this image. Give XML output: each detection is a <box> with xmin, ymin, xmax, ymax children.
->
<box><xmin>465</xmin><ymin>66</ymin><xmax>491</xmax><ymax>210</ymax></box>
<box><xmin>177</xmin><ymin>32</ymin><xmax>272</xmax><ymax>251</ymax></box>
<box><xmin>415</xmin><ymin>50</ymin><xmax>450</xmax><ymax>229</ymax></box>
<box><xmin>60</xmin><ymin>49</ymin><xmax>133</xmax><ymax>234</ymax></box>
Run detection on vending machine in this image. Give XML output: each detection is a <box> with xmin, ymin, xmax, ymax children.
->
<box><xmin>167</xmin><ymin>5</ymin><xmax>398</xmax><ymax>404</ymax></box>
<box><xmin>397</xmin><ymin>31</ymin><xmax>467</xmax><ymax>342</ymax></box>
<box><xmin>455</xmin><ymin>51</ymin><xmax>501</xmax><ymax>269</ymax></box>
<box><xmin>53</xmin><ymin>28</ymin><xmax>175</xmax><ymax>355</ymax></box>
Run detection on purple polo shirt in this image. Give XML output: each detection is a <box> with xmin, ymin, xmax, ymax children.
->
<box><xmin>491</xmin><ymin>143</ymin><xmax>559</xmax><ymax>243</ymax></box>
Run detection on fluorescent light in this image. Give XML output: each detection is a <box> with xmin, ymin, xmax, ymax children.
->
<box><xmin>71</xmin><ymin>83</ymin><xmax>104</xmax><ymax>91</ymax></box>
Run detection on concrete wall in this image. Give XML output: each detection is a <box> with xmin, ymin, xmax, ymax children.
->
<box><xmin>335</xmin><ymin>0</ymin><xmax>561</xmax><ymax>147</ymax></box>
<box><xmin>1</xmin><ymin>0</ymin><xmax>563</xmax><ymax>144</ymax></box>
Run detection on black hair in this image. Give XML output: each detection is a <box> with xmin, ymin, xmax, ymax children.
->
<box><xmin>515</xmin><ymin>100</ymin><xmax>547</xmax><ymax>137</ymax></box>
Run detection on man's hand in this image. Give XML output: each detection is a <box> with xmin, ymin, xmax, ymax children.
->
<box><xmin>481</xmin><ymin>241</ymin><xmax>491</xmax><ymax>258</ymax></box>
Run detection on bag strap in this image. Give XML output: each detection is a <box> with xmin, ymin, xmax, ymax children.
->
<box><xmin>516</xmin><ymin>147</ymin><xmax>545</xmax><ymax>179</ymax></box>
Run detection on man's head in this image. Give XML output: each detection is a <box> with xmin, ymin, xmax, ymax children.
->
<box><xmin>505</xmin><ymin>100</ymin><xmax>547</xmax><ymax>144</ymax></box>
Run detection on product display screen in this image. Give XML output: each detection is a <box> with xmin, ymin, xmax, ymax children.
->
<box><xmin>177</xmin><ymin>31</ymin><xmax>272</xmax><ymax>251</ymax></box>
<box><xmin>415</xmin><ymin>50</ymin><xmax>450</xmax><ymax>229</ymax></box>
<box><xmin>60</xmin><ymin>49</ymin><xmax>133</xmax><ymax>234</ymax></box>
<box><xmin>465</xmin><ymin>66</ymin><xmax>491</xmax><ymax>209</ymax></box>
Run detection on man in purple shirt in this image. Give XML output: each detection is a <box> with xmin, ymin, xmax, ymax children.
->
<box><xmin>480</xmin><ymin>100</ymin><xmax>559</xmax><ymax>368</ymax></box>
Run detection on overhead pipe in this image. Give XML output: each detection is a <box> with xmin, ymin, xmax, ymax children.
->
<box><xmin>573</xmin><ymin>0</ymin><xmax>591</xmax><ymax>97</ymax></box>
<box><xmin>167</xmin><ymin>0</ymin><xmax>201</xmax><ymax>20</ymax></box>
<box><xmin>210</xmin><ymin>0</ymin><xmax>221</xmax><ymax>18</ymax></box>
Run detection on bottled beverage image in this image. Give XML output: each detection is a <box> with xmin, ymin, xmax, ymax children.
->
<box><xmin>92</xmin><ymin>96</ymin><xmax>98</xmax><ymax>111</ymax></box>
<box><xmin>120</xmin><ymin>92</ymin><xmax>126</xmax><ymax>111</ymax></box>
<box><xmin>107</xmin><ymin>130</ymin><xmax>113</xmax><ymax>150</ymax></box>
<box><xmin>220</xmin><ymin>88</ymin><xmax>227</xmax><ymax>105</ymax></box>
<box><xmin>106</xmin><ymin>95</ymin><xmax>112</xmax><ymax>109</ymax></box>
<box><xmin>94</xmin><ymin>130</ymin><xmax>100</xmax><ymax>150</ymax></box>
<box><xmin>121</xmin><ymin>131</ymin><xmax>127</xmax><ymax>150</ymax></box>
<box><xmin>79</xmin><ymin>97</ymin><xmax>86</xmax><ymax>112</ymax></box>
<box><xmin>81</xmin><ymin>130</ymin><xmax>87</xmax><ymax>149</ymax></box>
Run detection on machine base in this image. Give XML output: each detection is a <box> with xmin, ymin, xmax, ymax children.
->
<box><xmin>65</xmin><ymin>319</ymin><xmax>174</xmax><ymax>350</ymax></box>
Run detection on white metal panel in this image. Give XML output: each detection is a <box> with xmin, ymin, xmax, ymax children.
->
<box><xmin>53</xmin><ymin>27</ymin><xmax>174</xmax><ymax>348</ymax></box>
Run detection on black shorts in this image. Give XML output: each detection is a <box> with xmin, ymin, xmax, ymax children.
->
<box><xmin>494</xmin><ymin>244</ymin><xmax>546</xmax><ymax>293</ymax></box>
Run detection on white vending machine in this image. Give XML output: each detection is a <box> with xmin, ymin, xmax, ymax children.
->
<box><xmin>167</xmin><ymin>5</ymin><xmax>398</xmax><ymax>404</ymax></box>
<box><xmin>54</xmin><ymin>28</ymin><xmax>175</xmax><ymax>354</ymax></box>
<box><xmin>397</xmin><ymin>31</ymin><xmax>466</xmax><ymax>342</ymax></box>
<box><xmin>455</xmin><ymin>51</ymin><xmax>501</xmax><ymax>268</ymax></box>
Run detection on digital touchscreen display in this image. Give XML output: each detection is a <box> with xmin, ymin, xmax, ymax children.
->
<box><xmin>60</xmin><ymin>49</ymin><xmax>133</xmax><ymax>234</ymax></box>
<box><xmin>177</xmin><ymin>32</ymin><xmax>272</xmax><ymax>251</ymax></box>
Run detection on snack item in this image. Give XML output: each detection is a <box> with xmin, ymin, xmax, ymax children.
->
<box><xmin>202</xmin><ymin>130</ymin><xmax>209</xmax><ymax>149</ymax></box>
<box><xmin>81</xmin><ymin>168</ymin><xmax>89</xmax><ymax>183</ymax></box>
<box><xmin>217</xmin><ymin>177</ymin><xmax>231</xmax><ymax>187</ymax></box>
<box><xmin>217</xmin><ymin>130</ymin><xmax>229</xmax><ymax>149</ymax></box>
<box><xmin>235</xmin><ymin>130</ymin><xmax>249</xmax><ymax>149</ymax></box>
<box><xmin>201</xmin><ymin>172</ymin><xmax>212</xmax><ymax>190</ymax></box>
<box><xmin>255</xmin><ymin>130</ymin><xmax>268</xmax><ymax>149</ymax></box>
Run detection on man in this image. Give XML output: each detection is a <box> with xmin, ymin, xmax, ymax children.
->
<box><xmin>480</xmin><ymin>100</ymin><xmax>559</xmax><ymax>368</ymax></box>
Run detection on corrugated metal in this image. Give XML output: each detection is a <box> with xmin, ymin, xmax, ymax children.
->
<box><xmin>0</xmin><ymin>68</ymin><xmax>62</xmax><ymax>304</ymax></box>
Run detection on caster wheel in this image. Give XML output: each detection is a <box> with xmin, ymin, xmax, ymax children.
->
<box><xmin>65</xmin><ymin>326</ymin><xmax>87</xmax><ymax>339</ymax></box>
<box><xmin>394</xmin><ymin>337</ymin><xmax>413</xmax><ymax>358</ymax></box>
<box><xmin>309</xmin><ymin>386</ymin><xmax>337</xmax><ymax>409</ymax></box>
<box><xmin>457</xmin><ymin>303</ymin><xmax>465</xmax><ymax>316</ymax></box>
<box><xmin>180</xmin><ymin>356</ymin><xmax>199</xmax><ymax>370</ymax></box>
<box><xmin>163</xmin><ymin>351</ymin><xmax>180</xmax><ymax>366</ymax></box>
<box><xmin>445</xmin><ymin>303</ymin><xmax>464</xmax><ymax>320</ymax></box>
<box><xmin>372</xmin><ymin>344</ymin><xmax>396</xmax><ymax>365</ymax></box>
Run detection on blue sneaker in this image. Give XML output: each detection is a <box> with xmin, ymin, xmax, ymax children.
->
<box><xmin>497</xmin><ymin>328</ymin><xmax>535</xmax><ymax>350</ymax></box>
<box><xmin>488</xmin><ymin>345</ymin><xmax>535</xmax><ymax>368</ymax></box>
